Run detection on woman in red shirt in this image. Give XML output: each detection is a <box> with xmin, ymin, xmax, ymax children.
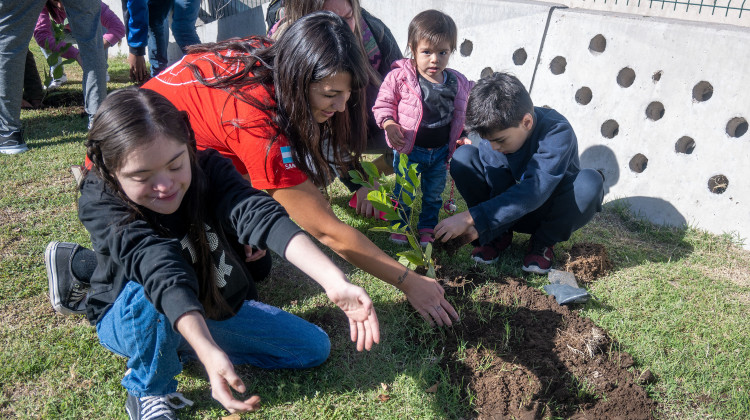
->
<box><xmin>144</xmin><ymin>12</ymin><xmax>457</xmax><ymax>327</ymax></box>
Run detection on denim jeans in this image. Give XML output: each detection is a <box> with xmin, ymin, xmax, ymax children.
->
<box><xmin>171</xmin><ymin>0</ymin><xmax>201</xmax><ymax>53</ymax></box>
<box><xmin>0</xmin><ymin>0</ymin><xmax>105</xmax><ymax>137</ymax></box>
<box><xmin>97</xmin><ymin>281</ymin><xmax>330</xmax><ymax>397</ymax></box>
<box><xmin>146</xmin><ymin>0</ymin><xmax>171</xmax><ymax>76</ymax></box>
<box><xmin>450</xmin><ymin>144</ymin><xmax>604</xmax><ymax>246</ymax></box>
<box><xmin>392</xmin><ymin>144</ymin><xmax>450</xmax><ymax>231</ymax></box>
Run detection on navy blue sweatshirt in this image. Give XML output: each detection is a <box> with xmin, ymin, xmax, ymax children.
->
<box><xmin>470</xmin><ymin>107</ymin><xmax>580</xmax><ymax>245</ymax></box>
<box><xmin>79</xmin><ymin>149</ymin><xmax>302</xmax><ymax>329</ymax></box>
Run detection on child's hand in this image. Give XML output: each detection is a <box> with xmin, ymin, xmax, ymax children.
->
<box><xmin>243</xmin><ymin>245</ymin><xmax>267</xmax><ymax>262</ymax></box>
<box><xmin>457</xmin><ymin>137</ymin><xmax>472</xmax><ymax>147</ymax></box>
<box><xmin>434</xmin><ymin>210</ymin><xmax>478</xmax><ymax>243</ymax></box>
<box><xmin>383</xmin><ymin>120</ymin><xmax>405</xmax><ymax>149</ymax></box>
<box><xmin>326</xmin><ymin>282</ymin><xmax>380</xmax><ymax>352</ymax></box>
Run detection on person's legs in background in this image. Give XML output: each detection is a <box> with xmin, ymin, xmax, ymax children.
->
<box><xmin>171</xmin><ymin>0</ymin><xmax>201</xmax><ymax>54</ymax></box>
<box><xmin>414</xmin><ymin>145</ymin><xmax>449</xmax><ymax>244</ymax></box>
<box><xmin>23</xmin><ymin>50</ymin><xmax>45</xmax><ymax>109</ymax></box>
<box><xmin>0</xmin><ymin>0</ymin><xmax>46</xmax><ymax>154</ymax></box>
<box><xmin>61</xmin><ymin>0</ymin><xmax>106</xmax><ymax>126</ymax></box>
<box><xmin>147</xmin><ymin>0</ymin><xmax>171</xmax><ymax>76</ymax></box>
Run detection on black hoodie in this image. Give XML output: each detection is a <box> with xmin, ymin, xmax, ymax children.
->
<box><xmin>79</xmin><ymin>149</ymin><xmax>302</xmax><ymax>330</ymax></box>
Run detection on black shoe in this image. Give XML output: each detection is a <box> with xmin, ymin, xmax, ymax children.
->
<box><xmin>45</xmin><ymin>242</ymin><xmax>89</xmax><ymax>315</ymax></box>
<box><xmin>126</xmin><ymin>392</ymin><xmax>193</xmax><ymax>420</ymax></box>
<box><xmin>0</xmin><ymin>131</ymin><xmax>28</xmax><ymax>155</ymax></box>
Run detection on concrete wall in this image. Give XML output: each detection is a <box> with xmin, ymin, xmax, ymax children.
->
<box><xmin>101</xmin><ymin>0</ymin><xmax>749</xmax><ymax>247</ymax></box>
<box><xmin>365</xmin><ymin>0</ymin><xmax>749</xmax><ymax>247</ymax></box>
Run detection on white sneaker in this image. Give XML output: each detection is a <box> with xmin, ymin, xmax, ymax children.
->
<box><xmin>47</xmin><ymin>74</ymin><xmax>68</xmax><ymax>91</ymax></box>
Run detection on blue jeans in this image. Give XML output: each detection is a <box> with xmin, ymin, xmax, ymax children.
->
<box><xmin>392</xmin><ymin>145</ymin><xmax>449</xmax><ymax>231</ymax></box>
<box><xmin>97</xmin><ymin>282</ymin><xmax>330</xmax><ymax>397</ymax></box>
<box><xmin>450</xmin><ymin>144</ymin><xmax>604</xmax><ymax>246</ymax></box>
<box><xmin>0</xmin><ymin>0</ymin><xmax>106</xmax><ymax>137</ymax></box>
<box><xmin>171</xmin><ymin>0</ymin><xmax>201</xmax><ymax>53</ymax></box>
<box><xmin>146</xmin><ymin>0</ymin><xmax>171</xmax><ymax>76</ymax></box>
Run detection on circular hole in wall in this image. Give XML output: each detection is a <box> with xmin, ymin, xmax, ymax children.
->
<box><xmin>617</xmin><ymin>67</ymin><xmax>636</xmax><ymax>88</ymax></box>
<box><xmin>512</xmin><ymin>48</ymin><xmax>527</xmax><ymax>65</ymax></box>
<box><xmin>675</xmin><ymin>136</ymin><xmax>696</xmax><ymax>154</ymax></box>
<box><xmin>480</xmin><ymin>67</ymin><xmax>494</xmax><ymax>79</ymax></box>
<box><xmin>588</xmin><ymin>34</ymin><xmax>606</xmax><ymax>54</ymax></box>
<box><xmin>601</xmin><ymin>119</ymin><xmax>619</xmax><ymax>139</ymax></box>
<box><xmin>708</xmin><ymin>175</ymin><xmax>728</xmax><ymax>194</ymax></box>
<box><xmin>652</xmin><ymin>71</ymin><xmax>663</xmax><ymax>82</ymax></box>
<box><xmin>575</xmin><ymin>87</ymin><xmax>592</xmax><ymax>105</ymax></box>
<box><xmin>646</xmin><ymin>102</ymin><xmax>665</xmax><ymax>121</ymax></box>
<box><xmin>629</xmin><ymin>154</ymin><xmax>648</xmax><ymax>173</ymax></box>
<box><xmin>550</xmin><ymin>56</ymin><xmax>567</xmax><ymax>75</ymax></box>
<box><xmin>726</xmin><ymin>117</ymin><xmax>748</xmax><ymax>138</ymax></box>
<box><xmin>460</xmin><ymin>40</ymin><xmax>473</xmax><ymax>57</ymax></box>
<box><xmin>692</xmin><ymin>81</ymin><xmax>713</xmax><ymax>102</ymax></box>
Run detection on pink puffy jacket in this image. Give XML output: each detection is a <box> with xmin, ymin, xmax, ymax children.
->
<box><xmin>372</xmin><ymin>58</ymin><xmax>473</xmax><ymax>158</ymax></box>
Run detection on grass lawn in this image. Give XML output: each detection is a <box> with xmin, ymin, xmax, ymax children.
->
<box><xmin>1</xmin><ymin>44</ymin><xmax>748</xmax><ymax>419</ymax></box>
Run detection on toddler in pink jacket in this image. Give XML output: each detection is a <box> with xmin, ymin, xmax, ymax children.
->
<box><xmin>34</xmin><ymin>0</ymin><xmax>125</xmax><ymax>89</ymax></box>
<box><xmin>372</xmin><ymin>9</ymin><xmax>473</xmax><ymax>246</ymax></box>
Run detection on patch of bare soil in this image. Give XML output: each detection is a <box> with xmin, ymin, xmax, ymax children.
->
<box><xmin>563</xmin><ymin>242</ymin><xmax>613</xmax><ymax>284</ymax></box>
<box><xmin>437</xmin><ymin>267</ymin><xmax>656</xmax><ymax>419</ymax></box>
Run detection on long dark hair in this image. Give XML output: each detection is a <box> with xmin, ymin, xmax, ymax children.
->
<box><xmin>185</xmin><ymin>11</ymin><xmax>370</xmax><ymax>188</ymax></box>
<box><xmin>86</xmin><ymin>87</ymin><xmax>231</xmax><ymax>319</ymax></box>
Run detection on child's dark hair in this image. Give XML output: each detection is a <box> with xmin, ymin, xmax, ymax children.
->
<box><xmin>86</xmin><ymin>87</ymin><xmax>232</xmax><ymax>319</ymax></box>
<box><xmin>465</xmin><ymin>72</ymin><xmax>534</xmax><ymax>137</ymax></box>
<box><xmin>407</xmin><ymin>9</ymin><xmax>457</xmax><ymax>56</ymax></box>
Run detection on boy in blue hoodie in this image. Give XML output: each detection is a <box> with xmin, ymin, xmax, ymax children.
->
<box><xmin>434</xmin><ymin>72</ymin><xmax>604</xmax><ymax>273</ymax></box>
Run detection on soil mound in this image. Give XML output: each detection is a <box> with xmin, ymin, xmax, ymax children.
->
<box><xmin>439</xmin><ymin>271</ymin><xmax>655</xmax><ymax>419</ymax></box>
<box><xmin>563</xmin><ymin>242</ymin><xmax>613</xmax><ymax>283</ymax></box>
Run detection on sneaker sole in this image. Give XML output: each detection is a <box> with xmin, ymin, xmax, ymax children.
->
<box><xmin>472</xmin><ymin>255</ymin><xmax>498</xmax><ymax>265</ymax></box>
<box><xmin>522</xmin><ymin>264</ymin><xmax>551</xmax><ymax>274</ymax></box>
<box><xmin>0</xmin><ymin>144</ymin><xmax>29</xmax><ymax>154</ymax></box>
<box><xmin>45</xmin><ymin>241</ymin><xmax>75</xmax><ymax>315</ymax></box>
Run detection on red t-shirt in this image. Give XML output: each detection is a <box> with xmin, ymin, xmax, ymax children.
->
<box><xmin>142</xmin><ymin>41</ymin><xmax>308</xmax><ymax>190</ymax></box>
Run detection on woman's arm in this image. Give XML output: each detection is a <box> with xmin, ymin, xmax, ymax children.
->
<box><xmin>268</xmin><ymin>180</ymin><xmax>459</xmax><ymax>327</ymax></box>
<box><xmin>284</xmin><ymin>232</ymin><xmax>379</xmax><ymax>351</ymax></box>
<box><xmin>175</xmin><ymin>311</ymin><xmax>261</xmax><ymax>414</ymax></box>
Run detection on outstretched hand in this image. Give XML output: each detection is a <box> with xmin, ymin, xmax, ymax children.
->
<box><xmin>327</xmin><ymin>282</ymin><xmax>380</xmax><ymax>351</ymax></box>
<box><xmin>202</xmin><ymin>348</ymin><xmax>261</xmax><ymax>414</ymax></box>
<box><xmin>399</xmin><ymin>270</ymin><xmax>458</xmax><ymax>327</ymax></box>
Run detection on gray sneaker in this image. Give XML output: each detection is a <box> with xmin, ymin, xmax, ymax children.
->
<box><xmin>0</xmin><ymin>131</ymin><xmax>28</xmax><ymax>155</ymax></box>
<box><xmin>126</xmin><ymin>392</ymin><xmax>193</xmax><ymax>420</ymax></box>
<box><xmin>45</xmin><ymin>242</ymin><xmax>89</xmax><ymax>315</ymax></box>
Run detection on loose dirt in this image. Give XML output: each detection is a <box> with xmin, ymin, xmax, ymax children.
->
<box><xmin>563</xmin><ymin>242</ymin><xmax>613</xmax><ymax>284</ymax></box>
<box><xmin>436</xmin><ymin>264</ymin><xmax>656</xmax><ymax>419</ymax></box>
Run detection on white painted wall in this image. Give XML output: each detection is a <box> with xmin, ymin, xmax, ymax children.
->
<box><xmin>101</xmin><ymin>0</ymin><xmax>750</xmax><ymax>247</ymax></box>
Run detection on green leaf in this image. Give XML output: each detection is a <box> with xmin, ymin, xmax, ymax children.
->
<box><xmin>362</xmin><ymin>161</ymin><xmax>380</xmax><ymax>181</ymax></box>
<box><xmin>369</xmin><ymin>226</ymin><xmax>401</xmax><ymax>234</ymax></box>
<box><xmin>397</xmin><ymin>154</ymin><xmax>409</xmax><ymax>176</ymax></box>
<box><xmin>397</xmin><ymin>256</ymin><xmax>416</xmax><ymax>269</ymax></box>
<box><xmin>366</xmin><ymin>190</ymin><xmax>389</xmax><ymax>205</ymax></box>
<box><xmin>47</xmin><ymin>54</ymin><xmax>60</xmax><ymax>67</ymax></box>
<box><xmin>397</xmin><ymin>249</ymin><xmax>426</xmax><ymax>266</ymax></box>
<box><xmin>426</xmin><ymin>265</ymin><xmax>436</xmax><ymax>279</ymax></box>
<box><xmin>348</xmin><ymin>170</ymin><xmax>365</xmax><ymax>186</ymax></box>
<box><xmin>400</xmin><ymin>191</ymin><xmax>413</xmax><ymax>207</ymax></box>
<box><xmin>425</xmin><ymin>243</ymin><xmax>433</xmax><ymax>260</ymax></box>
<box><xmin>408</xmin><ymin>164</ymin><xmax>420</xmax><ymax>189</ymax></box>
<box><xmin>52</xmin><ymin>66</ymin><xmax>65</xmax><ymax>79</ymax></box>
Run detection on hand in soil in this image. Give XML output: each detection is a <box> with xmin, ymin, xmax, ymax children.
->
<box><xmin>327</xmin><ymin>283</ymin><xmax>380</xmax><ymax>351</ymax></box>
<box><xmin>399</xmin><ymin>271</ymin><xmax>459</xmax><ymax>327</ymax></box>
<box><xmin>434</xmin><ymin>211</ymin><xmax>478</xmax><ymax>243</ymax></box>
